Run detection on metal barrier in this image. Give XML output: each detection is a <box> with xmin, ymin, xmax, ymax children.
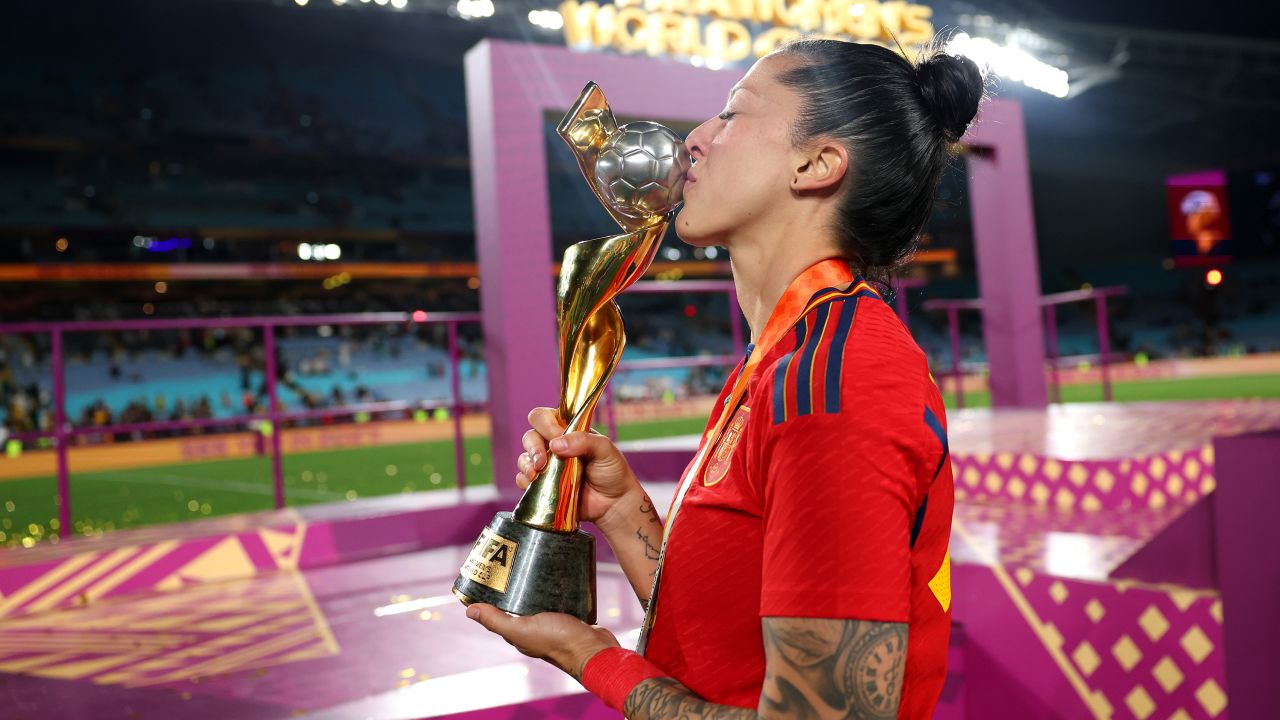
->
<box><xmin>603</xmin><ymin>279</ymin><xmax>745</xmax><ymax>438</ymax></box>
<box><xmin>922</xmin><ymin>286</ymin><xmax>1128</xmax><ymax>407</ymax></box>
<box><xmin>601</xmin><ymin>276</ymin><xmax>921</xmax><ymax>434</ymax></box>
<box><xmin>0</xmin><ymin>312</ymin><xmax>480</xmax><ymax>537</ymax></box>
<box><xmin>3</xmin><ymin>278</ymin><xmax>917</xmax><ymax>537</ymax></box>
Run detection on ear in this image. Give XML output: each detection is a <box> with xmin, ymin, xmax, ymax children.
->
<box><xmin>790</xmin><ymin>141</ymin><xmax>848</xmax><ymax>193</ymax></box>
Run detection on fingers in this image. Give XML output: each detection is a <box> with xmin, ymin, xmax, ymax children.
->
<box><xmin>465</xmin><ymin>603</ymin><xmax>524</xmax><ymax>643</ymax></box>
<box><xmin>548</xmin><ymin>431</ymin><xmax>613</xmax><ymax>461</ymax></box>
<box><xmin>521</xmin><ymin>429</ymin><xmax>547</xmax><ymax>475</ymax></box>
<box><xmin>517</xmin><ymin>408</ymin><xmax>564</xmax><ymax>487</ymax></box>
<box><xmin>516</xmin><ymin>408</ymin><xmax>617</xmax><ymax>488</ymax></box>
<box><xmin>528</xmin><ymin>407</ymin><xmax>566</xmax><ymax>440</ymax></box>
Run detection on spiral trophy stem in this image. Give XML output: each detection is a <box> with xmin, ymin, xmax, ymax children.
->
<box><xmin>453</xmin><ymin>81</ymin><xmax>688</xmax><ymax>622</ymax></box>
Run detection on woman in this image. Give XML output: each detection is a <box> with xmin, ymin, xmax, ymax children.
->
<box><xmin>465</xmin><ymin>37</ymin><xmax>982</xmax><ymax>719</ymax></box>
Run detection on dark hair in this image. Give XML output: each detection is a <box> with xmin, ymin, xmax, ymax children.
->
<box><xmin>776</xmin><ymin>38</ymin><xmax>985</xmax><ymax>279</ymax></box>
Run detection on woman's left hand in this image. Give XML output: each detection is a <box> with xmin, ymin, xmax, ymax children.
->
<box><xmin>465</xmin><ymin>604</ymin><xmax>620</xmax><ymax>679</ymax></box>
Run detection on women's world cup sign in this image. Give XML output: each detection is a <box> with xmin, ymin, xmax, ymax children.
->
<box><xmin>559</xmin><ymin>0</ymin><xmax>936</xmax><ymax>63</ymax></box>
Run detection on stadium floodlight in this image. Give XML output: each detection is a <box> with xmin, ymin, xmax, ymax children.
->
<box><xmin>294</xmin><ymin>0</ymin><xmax>308</xmax><ymax>5</ymax></box>
<box><xmin>391</xmin><ymin>0</ymin><xmax>407</xmax><ymax>7</ymax></box>
<box><xmin>528</xmin><ymin>9</ymin><xmax>564</xmax><ymax>30</ymax></box>
<box><xmin>325</xmin><ymin>243</ymin><xmax>342</xmax><ymax>260</ymax></box>
<box><xmin>457</xmin><ymin>0</ymin><xmax>494</xmax><ymax>20</ymax></box>
<box><xmin>298</xmin><ymin>244</ymin><xmax>313</xmax><ymax>260</ymax></box>
<box><xmin>945</xmin><ymin>32</ymin><xmax>1070</xmax><ymax>98</ymax></box>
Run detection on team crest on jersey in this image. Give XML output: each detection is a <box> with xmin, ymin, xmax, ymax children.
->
<box><xmin>705</xmin><ymin>405</ymin><xmax>750</xmax><ymax>486</ymax></box>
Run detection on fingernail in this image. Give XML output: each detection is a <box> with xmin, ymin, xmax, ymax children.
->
<box><xmin>550</xmin><ymin>438</ymin><xmax>567</xmax><ymax>452</ymax></box>
<box><xmin>529</xmin><ymin>450</ymin><xmax>541</xmax><ymax>465</ymax></box>
<box><xmin>466</xmin><ymin>605</ymin><xmax>480</xmax><ymax>620</ymax></box>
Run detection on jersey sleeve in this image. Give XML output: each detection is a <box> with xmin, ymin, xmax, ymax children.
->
<box><xmin>756</xmin><ymin>299</ymin><xmax>928</xmax><ymax>622</ymax></box>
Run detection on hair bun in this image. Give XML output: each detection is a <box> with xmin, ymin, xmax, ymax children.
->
<box><xmin>915</xmin><ymin>52</ymin><xmax>984</xmax><ymax>142</ymax></box>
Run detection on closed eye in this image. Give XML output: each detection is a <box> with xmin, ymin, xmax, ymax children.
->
<box><xmin>718</xmin><ymin>111</ymin><xmax>735</xmax><ymax>121</ymax></box>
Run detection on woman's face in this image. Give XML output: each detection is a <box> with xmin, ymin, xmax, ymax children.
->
<box><xmin>675</xmin><ymin>54</ymin><xmax>804</xmax><ymax>248</ymax></box>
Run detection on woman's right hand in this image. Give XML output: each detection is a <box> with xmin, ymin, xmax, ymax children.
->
<box><xmin>516</xmin><ymin>407</ymin><xmax>641</xmax><ymax>528</ymax></box>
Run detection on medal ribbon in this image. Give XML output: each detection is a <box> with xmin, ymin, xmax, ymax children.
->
<box><xmin>636</xmin><ymin>258</ymin><xmax>857</xmax><ymax>655</ymax></box>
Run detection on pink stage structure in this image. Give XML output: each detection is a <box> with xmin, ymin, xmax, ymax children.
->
<box><xmin>2</xmin><ymin>40</ymin><xmax>1279</xmax><ymax>720</ymax></box>
<box><xmin>468</xmin><ymin>40</ymin><xmax>1051</xmax><ymax>509</ymax></box>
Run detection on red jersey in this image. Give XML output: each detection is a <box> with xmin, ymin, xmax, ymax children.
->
<box><xmin>642</xmin><ymin>277</ymin><xmax>954</xmax><ymax>719</ymax></box>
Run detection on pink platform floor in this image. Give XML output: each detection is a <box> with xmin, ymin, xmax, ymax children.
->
<box><xmin>0</xmin><ymin>399</ymin><xmax>1277</xmax><ymax>719</ymax></box>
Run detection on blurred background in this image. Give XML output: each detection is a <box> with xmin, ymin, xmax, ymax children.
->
<box><xmin>3</xmin><ymin>0</ymin><xmax>1278</xmax><ymax>543</ymax></box>
<box><xmin>1</xmin><ymin>1</ymin><xmax>1278</xmax><ymax>718</ymax></box>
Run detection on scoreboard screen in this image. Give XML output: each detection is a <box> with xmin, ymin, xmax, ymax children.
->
<box><xmin>1166</xmin><ymin>170</ymin><xmax>1232</xmax><ymax>267</ymax></box>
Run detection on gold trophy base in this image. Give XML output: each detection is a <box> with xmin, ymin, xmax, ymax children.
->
<box><xmin>452</xmin><ymin>512</ymin><xmax>597</xmax><ymax>624</ymax></box>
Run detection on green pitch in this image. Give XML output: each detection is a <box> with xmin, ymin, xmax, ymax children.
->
<box><xmin>2</xmin><ymin>373</ymin><xmax>1277</xmax><ymax>548</ymax></box>
<box><xmin>0</xmin><ymin>417</ymin><xmax>709</xmax><ymax>548</ymax></box>
<box><xmin>940</xmin><ymin>372</ymin><xmax>1280</xmax><ymax>408</ymax></box>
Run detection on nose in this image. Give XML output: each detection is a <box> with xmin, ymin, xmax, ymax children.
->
<box><xmin>685</xmin><ymin>117</ymin><xmax>714</xmax><ymax>163</ymax></box>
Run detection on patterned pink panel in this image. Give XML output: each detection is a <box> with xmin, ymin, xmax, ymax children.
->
<box><xmin>951</xmin><ymin>446</ymin><xmax>1216</xmax><ymax>513</ymax></box>
<box><xmin>1016</xmin><ymin>573</ymin><xmax>1226</xmax><ymax>720</ymax></box>
<box><xmin>0</xmin><ymin>500</ymin><xmax>501</xmax><ymax>618</ymax></box>
<box><xmin>953</xmin><ymin>534</ymin><xmax>1227</xmax><ymax>719</ymax></box>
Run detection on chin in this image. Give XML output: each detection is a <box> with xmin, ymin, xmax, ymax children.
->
<box><xmin>673</xmin><ymin>207</ymin><xmax>718</xmax><ymax>248</ymax></box>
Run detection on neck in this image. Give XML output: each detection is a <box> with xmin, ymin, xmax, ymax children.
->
<box><xmin>729</xmin><ymin>238</ymin><xmax>836</xmax><ymax>344</ymax></box>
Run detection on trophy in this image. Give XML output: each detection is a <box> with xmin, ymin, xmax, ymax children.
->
<box><xmin>452</xmin><ymin>83</ymin><xmax>690</xmax><ymax>623</ymax></box>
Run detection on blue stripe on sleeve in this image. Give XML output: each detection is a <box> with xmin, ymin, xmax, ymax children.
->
<box><xmin>923</xmin><ymin>406</ymin><xmax>949</xmax><ymax>481</ymax></box>
<box><xmin>793</xmin><ymin>302</ymin><xmax>829</xmax><ymax>418</ymax></box>
<box><xmin>823</xmin><ymin>298</ymin><xmax>860</xmax><ymax>414</ymax></box>
<box><xmin>771</xmin><ymin>320</ymin><xmax>809</xmax><ymax>425</ymax></box>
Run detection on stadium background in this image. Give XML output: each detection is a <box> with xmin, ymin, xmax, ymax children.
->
<box><xmin>1</xmin><ymin>1</ymin><xmax>1279</xmax><ymax>718</ymax></box>
<box><xmin>3</xmin><ymin>0</ymin><xmax>1277</xmax><ymax>547</ymax></box>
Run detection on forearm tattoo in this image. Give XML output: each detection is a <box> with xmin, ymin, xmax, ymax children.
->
<box><xmin>624</xmin><ymin>677</ymin><xmax>756</xmax><ymax>719</ymax></box>
<box><xmin>761</xmin><ymin>618</ymin><xmax>907</xmax><ymax>720</ymax></box>
<box><xmin>621</xmin><ymin>619</ymin><xmax>907</xmax><ymax>720</ymax></box>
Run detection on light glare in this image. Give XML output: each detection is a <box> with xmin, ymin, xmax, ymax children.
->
<box><xmin>945</xmin><ymin>32</ymin><xmax>1070</xmax><ymax>98</ymax></box>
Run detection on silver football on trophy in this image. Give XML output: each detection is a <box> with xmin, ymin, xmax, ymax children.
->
<box><xmin>593</xmin><ymin>121</ymin><xmax>691</xmax><ymax>219</ymax></box>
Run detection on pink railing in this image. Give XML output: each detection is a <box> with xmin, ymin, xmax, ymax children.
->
<box><xmin>922</xmin><ymin>286</ymin><xmax>1128</xmax><ymax>407</ymax></box>
<box><xmin>0</xmin><ymin>312</ymin><xmax>481</xmax><ymax>538</ymax></box>
<box><xmin>602</xmin><ymin>280</ymin><xmax>745</xmax><ymax>438</ymax></box>
<box><xmin>2</xmin><ymin>277</ymin><xmax>928</xmax><ymax>537</ymax></box>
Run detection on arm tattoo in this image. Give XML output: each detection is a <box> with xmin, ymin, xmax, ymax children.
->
<box><xmin>637</xmin><ymin>494</ymin><xmax>662</xmax><ymax>573</ymax></box>
<box><xmin>761</xmin><ymin>618</ymin><xmax>908</xmax><ymax>720</ymax></box>
<box><xmin>636</xmin><ymin>528</ymin><xmax>661</xmax><ymax>562</ymax></box>
<box><xmin>618</xmin><ymin>619</ymin><xmax>906</xmax><ymax>719</ymax></box>
<box><xmin>624</xmin><ymin>677</ymin><xmax>756</xmax><ymax>719</ymax></box>
<box><xmin>639</xmin><ymin>495</ymin><xmax>657</xmax><ymax>517</ymax></box>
